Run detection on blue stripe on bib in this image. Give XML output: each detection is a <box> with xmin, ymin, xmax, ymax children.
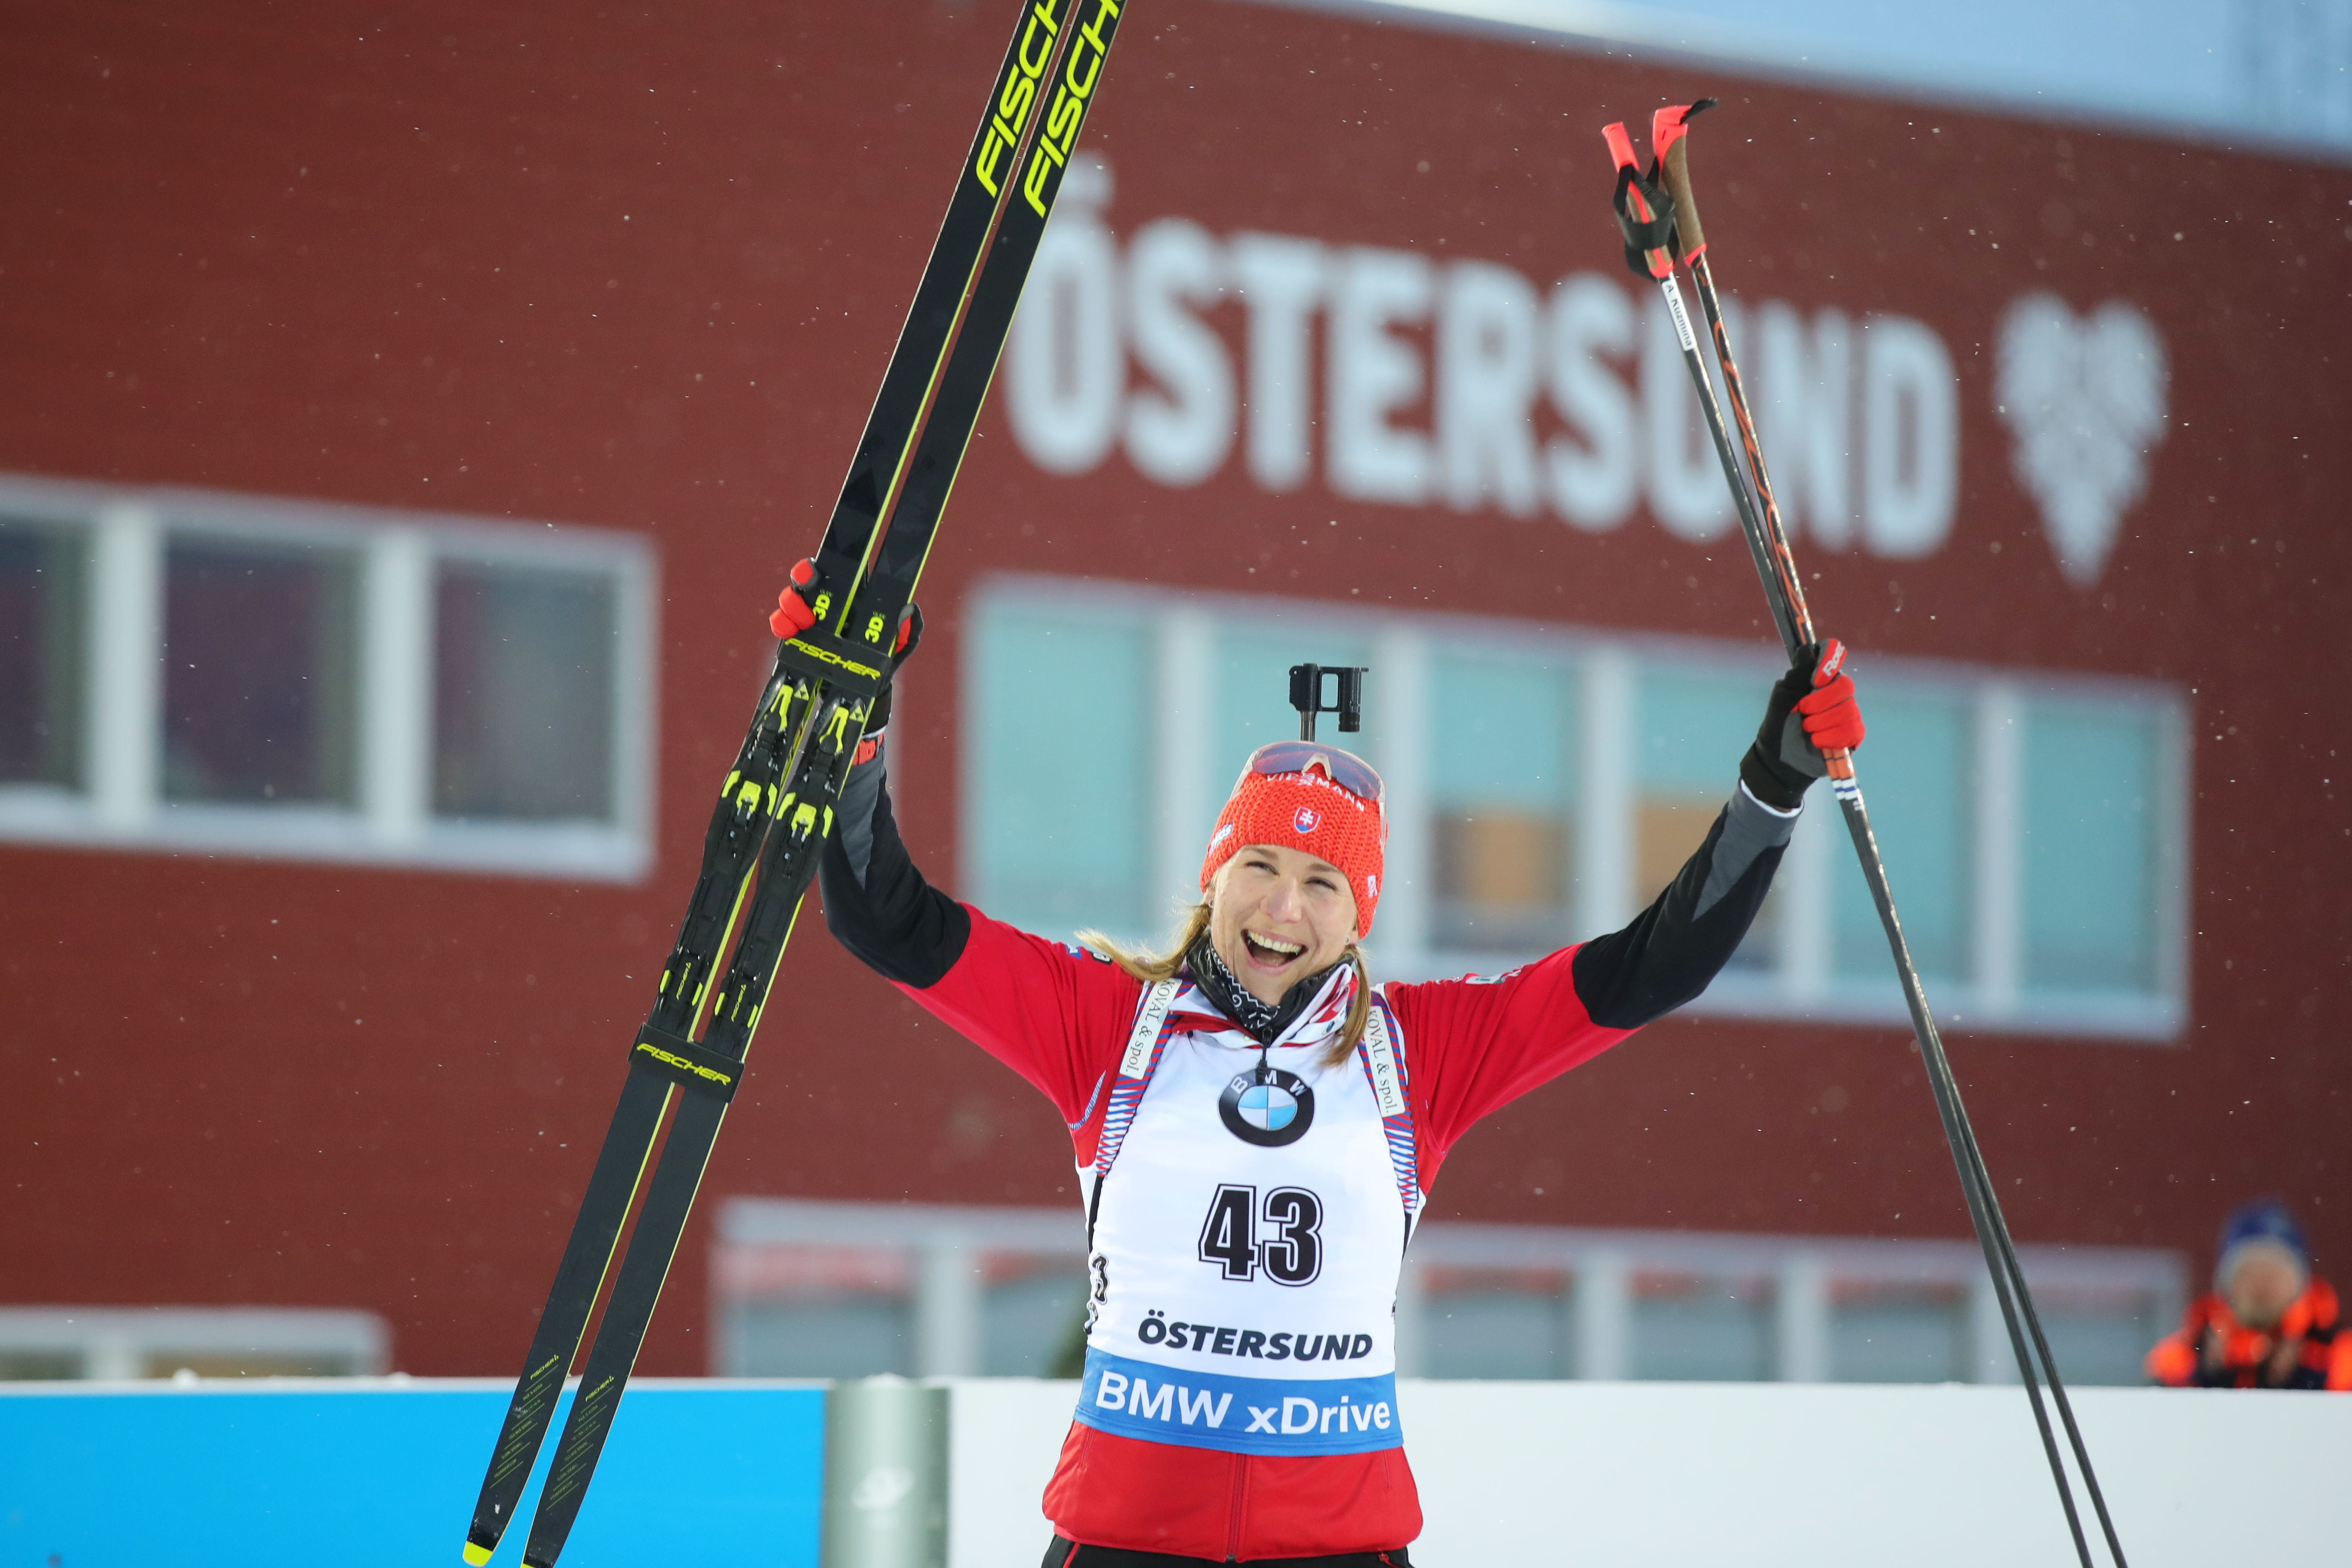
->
<box><xmin>1073</xmin><ymin>1348</ymin><xmax>1403</xmax><ymax>1456</ymax></box>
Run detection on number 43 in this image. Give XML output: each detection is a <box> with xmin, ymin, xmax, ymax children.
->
<box><xmin>1197</xmin><ymin>1183</ymin><xmax>1323</xmax><ymax>1286</ymax></box>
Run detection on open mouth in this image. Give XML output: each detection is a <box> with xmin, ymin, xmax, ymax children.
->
<box><xmin>1242</xmin><ymin>930</ymin><xmax>1304</xmax><ymax>967</ymax></box>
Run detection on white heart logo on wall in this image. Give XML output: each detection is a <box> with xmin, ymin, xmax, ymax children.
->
<box><xmin>1995</xmin><ymin>294</ymin><xmax>2169</xmax><ymax>587</ymax></box>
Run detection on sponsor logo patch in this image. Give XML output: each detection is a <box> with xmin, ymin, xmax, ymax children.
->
<box><xmin>1217</xmin><ymin>1067</ymin><xmax>1314</xmax><ymax>1148</ymax></box>
<box><xmin>1076</xmin><ymin>1348</ymin><xmax>1401</xmax><ymax>1457</ymax></box>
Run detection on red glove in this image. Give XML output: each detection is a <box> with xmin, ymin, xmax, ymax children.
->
<box><xmin>1795</xmin><ymin>639</ymin><xmax>1865</xmax><ymax>754</ymax></box>
<box><xmin>1742</xmin><ymin>638</ymin><xmax>1865</xmax><ymax>809</ymax></box>
<box><xmin>768</xmin><ymin>558</ymin><xmax>916</xmax><ymax>655</ymax></box>
<box><xmin>768</xmin><ymin>558</ymin><xmax>821</xmax><ymax>640</ymax></box>
<box><xmin>769</xmin><ymin>560</ymin><xmax>921</xmax><ymax>766</ymax></box>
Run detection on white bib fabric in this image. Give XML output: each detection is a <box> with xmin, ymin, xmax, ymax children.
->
<box><xmin>1075</xmin><ymin>971</ymin><xmax>1421</xmax><ymax>1456</ymax></box>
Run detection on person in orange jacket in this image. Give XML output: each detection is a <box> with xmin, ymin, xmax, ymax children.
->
<box><xmin>2147</xmin><ymin>1199</ymin><xmax>2352</xmax><ymax>1390</ymax></box>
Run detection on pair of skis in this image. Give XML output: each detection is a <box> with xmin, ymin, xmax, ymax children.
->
<box><xmin>460</xmin><ymin>2</ymin><xmax>1130</xmax><ymax>1562</ymax></box>
<box><xmin>1601</xmin><ymin>104</ymin><xmax>2127</xmax><ymax>1568</ymax></box>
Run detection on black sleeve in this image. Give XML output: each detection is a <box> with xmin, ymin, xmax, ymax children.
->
<box><xmin>819</xmin><ymin>743</ymin><xmax>971</xmax><ymax>988</ymax></box>
<box><xmin>1570</xmin><ymin>782</ymin><xmax>1799</xmax><ymax>1030</ymax></box>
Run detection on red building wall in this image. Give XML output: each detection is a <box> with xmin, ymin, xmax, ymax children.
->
<box><xmin>1</xmin><ymin>0</ymin><xmax>2346</xmax><ymax>1374</ymax></box>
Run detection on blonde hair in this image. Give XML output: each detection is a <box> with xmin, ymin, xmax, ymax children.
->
<box><xmin>1079</xmin><ymin>894</ymin><xmax>1372</xmax><ymax>1068</ymax></box>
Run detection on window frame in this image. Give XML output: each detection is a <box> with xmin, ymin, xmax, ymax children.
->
<box><xmin>0</xmin><ymin>470</ymin><xmax>658</xmax><ymax>880</ymax></box>
<box><xmin>963</xmin><ymin>572</ymin><xmax>2191</xmax><ymax>1041</ymax></box>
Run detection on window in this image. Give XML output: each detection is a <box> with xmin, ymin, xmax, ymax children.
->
<box><xmin>966</xmin><ymin>598</ymin><xmax>1154</xmax><ymax>940</ymax></box>
<box><xmin>964</xmin><ymin>576</ymin><xmax>2189</xmax><ymax>1039</ymax></box>
<box><xmin>1419</xmin><ymin>1265</ymin><xmax>1570</xmax><ymax>1378</ymax></box>
<box><xmin>1630</xmin><ymin>1272</ymin><xmax>1775</xmax><ymax>1379</ymax></box>
<box><xmin>720</xmin><ymin>1241</ymin><xmax>920</xmax><ymax>1379</ymax></box>
<box><xmin>1431</xmin><ymin>650</ymin><xmax>1576</xmax><ymax>953</ymax></box>
<box><xmin>0</xmin><ymin>473</ymin><xmax>655</xmax><ymax>878</ymax></box>
<box><xmin>718</xmin><ymin>1198</ymin><xmax>2185</xmax><ymax>1386</ymax></box>
<box><xmin>714</xmin><ymin>1199</ymin><xmax>1091</xmax><ymax>1378</ymax></box>
<box><xmin>163</xmin><ymin>538</ymin><xmax>359</xmax><ymax>806</ymax></box>
<box><xmin>1398</xmin><ymin>1221</ymin><xmax>2181</xmax><ymax>1385</ymax></box>
<box><xmin>1829</xmin><ymin>687</ymin><xmax>1975</xmax><ymax>984</ymax></box>
<box><xmin>433</xmin><ymin>562</ymin><xmax>619</xmax><ymax>822</ymax></box>
<box><xmin>2023</xmin><ymin>699</ymin><xmax>2162</xmax><ymax>994</ymax></box>
<box><xmin>0</xmin><ymin>516</ymin><xmax>85</xmax><ymax>789</ymax></box>
<box><xmin>1831</xmin><ymin>1283</ymin><xmax>1968</xmax><ymax>1382</ymax></box>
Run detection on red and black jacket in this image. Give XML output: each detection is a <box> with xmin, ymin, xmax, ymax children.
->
<box><xmin>2146</xmin><ymin>1278</ymin><xmax>2352</xmax><ymax>1391</ymax></box>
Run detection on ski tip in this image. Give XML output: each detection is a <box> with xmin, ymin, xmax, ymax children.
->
<box><xmin>462</xmin><ymin>1540</ymin><xmax>496</xmax><ymax>1566</ymax></box>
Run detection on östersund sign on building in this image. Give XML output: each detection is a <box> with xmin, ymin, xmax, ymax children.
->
<box><xmin>1002</xmin><ymin>160</ymin><xmax>2167</xmax><ymax>588</ymax></box>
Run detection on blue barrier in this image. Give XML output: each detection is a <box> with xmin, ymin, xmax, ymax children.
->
<box><xmin>0</xmin><ymin>1379</ymin><xmax>825</xmax><ymax>1568</ymax></box>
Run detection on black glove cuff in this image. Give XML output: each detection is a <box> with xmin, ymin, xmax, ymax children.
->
<box><xmin>1741</xmin><ymin>738</ymin><xmax>1813</xmax><ymax>812</ymax></box>
<box><xmin>861</xmin><ymin>603</ymin><xmax>924</xmax><ymax>741</ymax></box>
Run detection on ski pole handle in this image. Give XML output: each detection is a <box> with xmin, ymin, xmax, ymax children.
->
<box><xmin>1809</xmin><ymin>640</ymin><xmax>1856</xmax><ymax>781</ymax></box>
<box><xmin>1601</xmin><ymin>119</ymin><xmax>1641</xmax><ymax>175</ymax></box>
<box><xmin>1652</xmin><ymin>100</ymin><xmax>1717</xmax><ymax>259</ymax></box>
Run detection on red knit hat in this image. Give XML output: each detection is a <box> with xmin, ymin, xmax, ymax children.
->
<box><xmin>1199</xmin><ymin>745</ymin><xmax>1386</xmax><ymax>938</ymax></box>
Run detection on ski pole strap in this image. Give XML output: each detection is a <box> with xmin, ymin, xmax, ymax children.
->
<box><xmin>1602</xmin><ymin>121</ymin><xmax>1677</xmax><ymax>280</ymax></box>
<box><xmin>630</xmin><ymin>1024</ymin><xmax>748</xmax><ymax>1103</ymax></box>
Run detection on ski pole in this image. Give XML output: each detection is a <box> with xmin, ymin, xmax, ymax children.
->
<box><xmin>1600</xmin><ymin>109</ymin><xmax>2126</xmax><ymax>1568</ymax></box>
<box><xmin>1605</xmin><ymin>102</ymin><xmax>2105</xmax><ymax>1568</ymax></box>
<box><xmin>1646</xmin><ymin>100</ymin><xmax>2130</xmax><ymax>1568</ymax></box>
<box><xmin>1651</xmin><ymin>102</ymin><xmax>2129</xmax><ymax>1568</ymax></box>
<box><xmin>1600</xmin><ymin>120</ymin><xmax>1799</xmax><ymax>658</ymax></box>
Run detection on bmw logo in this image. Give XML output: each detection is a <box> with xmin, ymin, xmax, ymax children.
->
<box><xmin>1218</xmin><ymin>1065</ymin><xmax>1314</xmax><ymax>1147</ymax></box>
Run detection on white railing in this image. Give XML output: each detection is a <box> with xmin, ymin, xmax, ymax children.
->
<box><xmin>0</xmin><ymin>1305</ymin><xmax>391</xmax><ymax>1379</ymax></box>
<box><xmin>715</xmin><ymin>1197</ymin><xmax>2184</xmax><ymax>1384</ymax></box>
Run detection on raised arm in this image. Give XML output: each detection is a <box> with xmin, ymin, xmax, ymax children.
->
<box><xmin>1573</xmin><ymin>639</ymin><xmax>1862</xmax><ymax>1026</ymax></box>
<box><xmin>821</xmin><ymin>741</ymin><xmax>970</xmax><ymax>987</ymax></box>
<box><xmin>1389</xmin><ymin>641</ymin><xmax>1864</xmax><ymax>1164</ymax></box>
<box><xmin>770</xmin><ymin>568</ymin><xmax>1138</xmax><ymax>1123</ymax></box>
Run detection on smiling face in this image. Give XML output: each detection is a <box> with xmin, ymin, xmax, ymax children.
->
<box><xmin>1207</xmin><ymin>841</ymin><xmax>1360</xmax><ymax>1007</ymax></box>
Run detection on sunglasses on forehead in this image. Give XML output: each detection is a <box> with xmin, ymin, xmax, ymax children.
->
<box><xmin>1238</xmin><ymin>741</ymin><xmax>1385</xmax><ymax>806</ymax></box>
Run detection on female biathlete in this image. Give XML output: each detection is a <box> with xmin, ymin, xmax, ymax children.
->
<box><xmin>770</xmin><ymin>568</ymin><xmax>1866</xmax><ymax>1566</ymax></box>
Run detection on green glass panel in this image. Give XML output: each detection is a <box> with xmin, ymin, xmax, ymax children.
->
<box><xmin>1832</xmin><ymin>691</ymin><xmax>1971</xmax><ymax>982</ymax></box>
<box><xmin>1430</xmin><ymin>650</ymin><xmax>1577</xmax><ymax>953</ymax></box>
<box><xmin>967</xmin><ymin>600</ymin><xmax>1151</xmax><ymax>942</ymax></box>
<box><xmin>2023</xmin><ymin>701</ymin><xmax>2158</xmax><ymax>992</ymax></box>
<box><xmin>164</xmin><ymin>539</ymin><xmax>359</xmax><ymax>805</ymax></box>
<box><xmin>433</xmin><ymin>563</ymin><xmax>616</xmax><ymax>820</ymax></box>
<box><xmin>1430</xmin><ymin>651</ymin><xmax>1576</xmax><ymax>808</ymax></box>
<box><xmin>0</xmin><ymin>519</ymin><xmax>85</xmax><ymax>788</ymax></box>
<box><xmin>1636</xmin><ymin>664</ymin><xmax>1762</xmax><ymax>794</ymax></box>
